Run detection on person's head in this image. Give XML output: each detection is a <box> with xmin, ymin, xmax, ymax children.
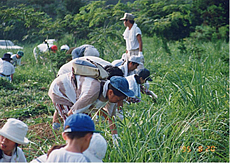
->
<box><xmin>2</xmin><ymin>53</ymin><xmax>12</xmax><ymax>62</ymax></box>
<box><xmin>128</xmin><ymin>55</ymin><xmax>143</xmax><ymax>72</ymax></box>
<box><xmin>107</xmin><ymin>76</ymin><xmax>134</xmax><ymax>103</ymax></box>
<box><xmin>135</xmin><ymin>68</ymin><xmax>153</xmax><ymax>84</ymax></box>
<box><xmin>83</xmin><ymin>133</ymin><xmax>107</xmax><ymax>162</ymax></box>
<box><xmin>16</xmin><ymin>51</ymin><xmax>24</xmax><ymax>58</ymax></box>
<box><xmin>104</xmin><ymin>65</ymin><xmax>124</xmax><ymax>80</ymax></box>
<box><xmin>50</xmin><ymin>45</ymin><xmax>58</xmax><ymax>53</ymax></box>
<box><xmin>0</xmin><ymin>118</ymin><xmax>29</xmax><ymax>156</ymax></box>
<box><xmin>62</xmin><ymin>113</ymin><xmax>100</xmax><ymax>152</ymax></box>
<box><xmin>120</xmin><ymin>13</ymin><xmax>135</xmax><ymax>27</ymax></box>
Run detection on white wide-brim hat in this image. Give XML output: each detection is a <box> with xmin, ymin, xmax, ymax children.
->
<box><xmin>83</xmin><ymin>133</ymin><xmax>107</xmax><ymax>162</ymax></box>
<box><xmin>0</xmin><ymin>118</ymin><xmax>29</xmax><ymax>145</ymax></box>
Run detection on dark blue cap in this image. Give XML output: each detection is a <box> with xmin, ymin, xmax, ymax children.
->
<box><xmin>64</xmin><ymin>113</ymin><xmax>100</xmax><ymax>133</ymax></box>
<box><xmin>110</xmin><ymin>76</ymin><xmax>135</xmax><ymax>98</ymax></box>
<box><xmin>137</xmin><ymin>68</ymin><xmax>152</xmax><ymax>81</ymax></box>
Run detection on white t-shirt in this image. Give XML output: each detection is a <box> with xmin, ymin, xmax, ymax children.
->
<box><xmin>11</xmin><ymin>54</ymin><xmax>21</xmax><ymax>66</ymax></box>
<box><xmin>33</xmin><ymin>43</ymin><xmax>53</xmax><ymax>60</ymax></box>
<box><xmin>126</xmin><ymin>74</ymin><xmax>141</xmax><ymax>99</ymax></box>
<box><xmin>46</xmin><ymin>148</ymin><xmax>88</xmax><ymax>162</ymax></box>
<box><xmin>0</xmin><ymin>147</ymin><xmax>27</xmax><ymax>162</ymax></box>
<box><xmin>0</xmin><ymin>59</ymin><xmax>15</xmax><ymax>75</ymax></box>
<box><xmin>123</xmin><ymin>23</ymin><xmax>142</xmax><ymax>51</ymax></box>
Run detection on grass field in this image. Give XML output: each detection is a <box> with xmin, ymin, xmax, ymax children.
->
<box><xmin>0</xmin><ymin>36</ymin><xmax>229</xmax><ymax>162</ymax></box>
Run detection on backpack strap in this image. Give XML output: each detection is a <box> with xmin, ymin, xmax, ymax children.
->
<box><xmin>99</xmin><ymin>80</ymin><xmax>105</xmax><ymax>98</ymax></box>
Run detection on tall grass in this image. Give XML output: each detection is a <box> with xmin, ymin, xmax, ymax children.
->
<box><xmin>0</xmin><ymin>36</ymin><xmax>228</xmax><ymax>162</ymax></box>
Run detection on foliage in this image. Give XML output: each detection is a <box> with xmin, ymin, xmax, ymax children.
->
<box><xmin>0</xmin><ymin>78</ymin><xmax>15</xmax><ymax>90</ymax></box>
<box><xmin>190</xmin><ymin>24</ymin><xmax>229</xmax><ymax>42</ymax></box>
<box><xmin>0</xmin><ymin>0</ymin><xmax>229</xmax><ymax>162</ymax></box>
<box><xmin>1</xmin><ymin>104</ymin><xmax>50</xmax><ymax>119</ymax></box>
<box><xmin>0</xmin><ymin>0</ymin><xmax>228</xmax><ymax>47</ymax></box>
<box><xmin>0</xmin><ymin>35</ymin><xmax>228</xmax><ymax>162</ymax></box>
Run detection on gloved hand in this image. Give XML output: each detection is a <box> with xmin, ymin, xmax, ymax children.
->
<box><xmin>138</xmin><ymin>51</ymin><xmax>144</xmax><ymax>64</ymax></box>
<box><xmin>146</xmin><ymin>90</ymin><xmax>158</xmax><ymax>103</ymax></box>
<box><xmin>112</xmin><ymin>134</ymin><xmax>119</xmax><ymax>146</ymax></box>
<box><xmin>52</xmin><ymin>122</ymin><xmax>61</xmax><ymax>130</ymax></box>
<box><xmin>116</xmin><ymin>109</ymin><xmax>124</xmax><ymax>121</ymax></box>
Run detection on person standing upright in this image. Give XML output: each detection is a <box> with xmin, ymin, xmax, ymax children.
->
<box><xmin>120</xmin><ymin>13</ymin><xmax>143</xmax><ymax>64</ymax></box>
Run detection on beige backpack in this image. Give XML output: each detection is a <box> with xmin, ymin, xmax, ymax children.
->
<box><xmin>72</xmin><ymin>58</ymin><xmax>108</xmax><ymax>80</ymax></box>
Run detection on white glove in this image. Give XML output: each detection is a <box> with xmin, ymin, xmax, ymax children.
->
<box><xmin>116</xmin><ymin>109</ymin><xmax>124</xmax><ymax>121</ymax></box>
<box><xmin>52</xmin><ymin>122</ymin><xmax>61</xmax><ymax>130</ymax></box>
<box><xmin>112</xmin><ymin>134</ymin><xmax>119</xmax><ymax>146</ymax></box>
<box><xmin>138</xmin><ymin>52</ymin><xmax>144</xmax><ymax>64</ymax></box>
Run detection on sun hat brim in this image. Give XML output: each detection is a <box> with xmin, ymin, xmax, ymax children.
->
<box><xmin>110</xmin><ymin>83</ymin><xmax>135</xmax><ymax>98</ymax></box>
<box><xmin>0</xmin><ymin>130</ymin><xmax>29</xmax><ymax>145</ymax></box>
<box><xmin>146</xmin><ymin>76</ymin><xmax>153</xmax><ymax>81</ymax></box>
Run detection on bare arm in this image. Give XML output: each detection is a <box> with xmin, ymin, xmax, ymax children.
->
<box><xmin>108</xmin><ymin>117</ymin><xmax>118</xmax><ymax>134</ymax></box>
<box><xmin>10</xmin><ymin>74</ymin><xmax>13</xmax><ymax>82</ymax></box>
<box><xmin>137</xmin><ymin>34</ymin><xmax>143</xmax><ymax>52</ymax></box>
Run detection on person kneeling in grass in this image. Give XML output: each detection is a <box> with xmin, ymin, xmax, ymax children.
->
<box><xmin>0</xmin><ymin>118</ymin><xmax>30</xmax><ymax>162</ymax></box>
<box><xmin>46</xmin><ymin>113</ymin><xmax>101</xmax><ymax>162</ymax></box>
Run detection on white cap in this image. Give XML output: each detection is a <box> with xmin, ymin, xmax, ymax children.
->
<box><xmin>6</xmin><ymin>52</ymin><xmax>13</xmax><ymax>56</ymax></box>
<box><xmin>84</xmin><ymin>46</ymin><xmax>100</xmax><ymax>57</ymax></box>
<box><xmin>129</xmin><ymin>55</ymin><xmax>143</xmax><ymax>65</ymax></box>
<box><xmin>60</xmin><ymin>44</ymin><xmax>70</xmax><ymax>51</ymax></box>
<box><xmin>83</xmin><ymin>133</ymin><xmax>107</xmax><ymax>162</ymax></box>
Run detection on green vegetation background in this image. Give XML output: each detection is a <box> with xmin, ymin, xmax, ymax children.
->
<box><xmin>0</xmin><ymin>35</ymin><xmax>228</xmax><ymax>162</ymax></box>
<box><xmin>0</xmin><ymin>0</ymin><xmax>229</xmax><ymax>162</ymax></box>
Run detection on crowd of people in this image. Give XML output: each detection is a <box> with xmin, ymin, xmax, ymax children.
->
<box><xmin>0</xmin><ymin>13</ymin><xmax>158</xmax><ymax>162</ymax></box>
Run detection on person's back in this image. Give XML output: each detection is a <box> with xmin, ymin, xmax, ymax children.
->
<box><xmin>33</xmin><ymin>42</ymin><xmax>57</xmax><ymax>61</ymax></box>
<box><xmin>57</xmin><ymin>56</ymin><xmax>111</xmax><ymax>76</ymax></box>
<box><xmin>0</xmin><ymin>54</ymin><xmax>15</xmax><ymax>81</ymax></box>
<box><xmin>0</xmin><ymin>60</ymin><xmax>14</xmax><ymax>76</ymax></box>
<box><xmin>47</xmin><ymin>148</ymin><xmax>87</xmax><ymax>162</ymax></box>
<box><xmin>71</xmin><ymin>44</ymin><xmax>100</xmax><ymax>59</ymax></box>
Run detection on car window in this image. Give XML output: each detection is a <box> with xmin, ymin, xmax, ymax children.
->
<box><xmin>0</xmin><ymin>40</ymin><xmax>15</xmax><ymax>46</ymax></box>
<box><xmin>0</xmin><ymin>41</ymin><xmax>6</xmax><ymax>46</ymax></box>
<box><xmin>7</xmin><ymin>40</ymin><xmax>14</xmax><ymax>46</ymax></box>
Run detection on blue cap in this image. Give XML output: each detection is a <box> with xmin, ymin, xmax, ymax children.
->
<box><xmin>64</xmin><ymin>113</ymin><xmax>100</xmax><ymax>133</ymax></box>
<box><xmin>17</xmin><ymin>51</ymin><xmax>24</xmax><ymax>57</ymax></box>
<box><xmin>110</xmin><ymin>76</ymin><xmax>134</xmax><ymax>97</ymax></box>
<box><xmin>137</xmin><ymin>68</ymin><xmax>152</xmax><ymax>81</ymax></box>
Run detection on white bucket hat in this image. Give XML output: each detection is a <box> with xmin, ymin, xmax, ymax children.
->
<box><xmin>0</xmin><ymin>118</ymin><xmax>29</xmax><ymax>145</ymax></box>
<box><xmin>129</xmin><ymin>55</ymin><xmax>143</xmax><ymax>65</ymax></box>
<box><xmin>83</xmin><ymin>133</ymin><xmax>107</xmax><ymax>162</ymax></box>
<box><xmin>84</xmin><ymin>46</ymin><xmax>100</xmax><ymax>57</ymax></box>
